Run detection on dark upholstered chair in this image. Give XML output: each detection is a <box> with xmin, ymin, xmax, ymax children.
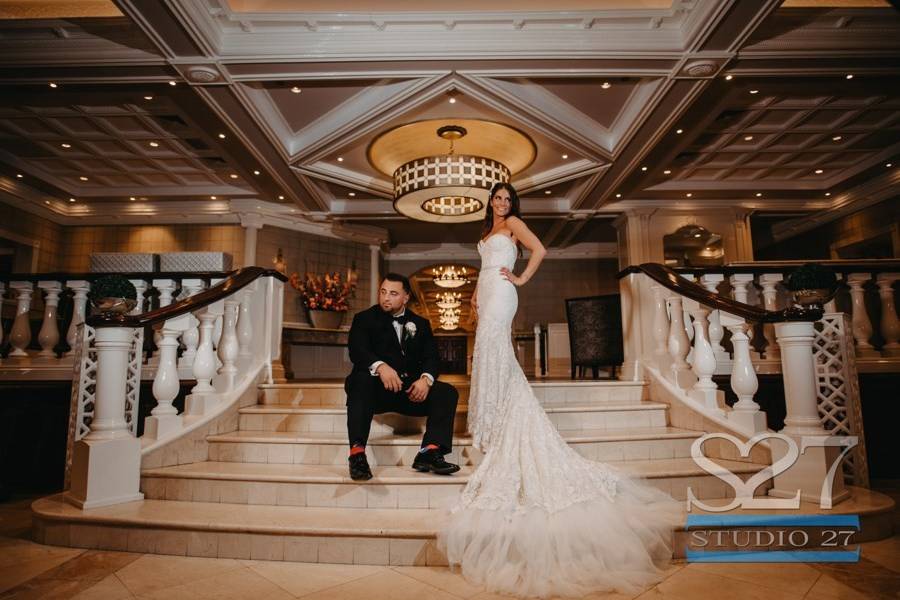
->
<box><xmin>564</xmin><ymin>294</ymin><xmax>624</xmax><ymax>379</ymax></box>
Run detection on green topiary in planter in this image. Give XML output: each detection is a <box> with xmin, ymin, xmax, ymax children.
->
<box><xmin>785</xmin><ymin>263</ymin><xmax>838</xmax><ymax>308</ymax></box>
<box><xmin>89</xmin><ymin>274</ymin><xmax>138</xmax><ymax>315</ymax></box>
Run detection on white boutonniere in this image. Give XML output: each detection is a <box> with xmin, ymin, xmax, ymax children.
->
<box><xmin>404</xmin><ymin>322</ymin><xmax>417</xmax><ymax>337</ymax></box>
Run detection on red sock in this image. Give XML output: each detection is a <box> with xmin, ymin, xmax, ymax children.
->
<box><xmin>423</xmin><ymin>444</ymin><xmax>439</xmax><ymax>452</ymax></box>
<box><xmin>349</xmin><ymin>445</ymin><xmax>366</xmax><ymax>456</ymax></box>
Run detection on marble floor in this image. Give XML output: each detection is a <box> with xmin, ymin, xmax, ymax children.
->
<box><xmin>0</xmin><ymin>487</ymin><xmax>898</xmax><ymax>600</ymax></box>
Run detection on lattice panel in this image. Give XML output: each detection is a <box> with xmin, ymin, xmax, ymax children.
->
<box><xmin>64</xmin><ymin>323</ymin><xmax>96</xmax><ymax>489</ymax></box>
<box><xmin>813</xmin><ymin>313</ymin><xmax>869</xmax><ymax>488</ymax></box>
<box><xmin>125</xmin><ymin>328</ymin><xmax>144</xmax><ymax>436</ymax></box>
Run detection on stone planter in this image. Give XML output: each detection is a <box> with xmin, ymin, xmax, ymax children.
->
<box><xmin>308</xmin><ymin>309</ymin><xmax>345</xmax><ymax>330</ymax></box>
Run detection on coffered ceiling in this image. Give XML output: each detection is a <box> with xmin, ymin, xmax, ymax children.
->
<box><xmin>0</xmin><ymin>0</ymin><xmax>898</xmax><ymax>252</ymax></box>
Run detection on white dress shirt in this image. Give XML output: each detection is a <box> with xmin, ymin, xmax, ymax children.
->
<box><xmin>369</xmin><ymin>309</ymin><xmax>434</xmax><ymax>384</ymax></box>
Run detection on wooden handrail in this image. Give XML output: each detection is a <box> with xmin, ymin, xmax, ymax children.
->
<box><xmin>618</xmin><ymin>263</ymin><xmax>823</xmax><ymax>323</ymax></box>
<box><xmin>658</xmin><ymin>259</ymin><xmax>900</xmax><ymax>277</ymax></box>
<box><xmin>86</xmin><ymin>267</ymin><xmax>287</xmax><ymax>328</ymax></box>
<box><xmin>0</xmin><ymin>270</ymin><xmax>234</xmax><ymax>283</ymax></box>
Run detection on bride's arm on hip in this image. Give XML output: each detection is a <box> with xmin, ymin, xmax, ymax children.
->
<box><xmin>501</xmin><ymin>216</ymin><xmax>547</xmax><ymax>286</ymax></box>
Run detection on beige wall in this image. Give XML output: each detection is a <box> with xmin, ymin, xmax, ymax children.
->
<box><xmin>0</xmin><ymin>202</ymin><xmax>64</xmax><ymax>272</ymax></box>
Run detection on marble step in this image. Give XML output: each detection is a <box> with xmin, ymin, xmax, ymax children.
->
<box><xmin>31</xmin><ymin>486</ymin><xmax>895</xmax><ymax>563</ymax></box>
<box><xmin>259</xmin><ymin>379</ymin><xmax>648</xmax><ymax>407</ymax></box>
<box><xmin>238</xmin><ymin>402</ymin><xmax>670</xmax><ymax>434</ymax></box>
<box><xmin>140</xmin><ymin>458</ymin><xmax>769</xmax><ymax>507</ymax></box>
<box><xmin>206</xmin><ymin>427</ymin><xmax>702</xmax><ymax>467</ymax></box>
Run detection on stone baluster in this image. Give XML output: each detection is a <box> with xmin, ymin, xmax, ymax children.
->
<box><xmin>666</xmin><ymin>296</ymin><xmax>692</xmax><ymax>388</ymax></box>
<box><xmin>651</xmin><ymin>284</ymin><xmax>669</xmax><ymax>369</ymax></box>
<box><xmin>65</xmin><ymin>280</ymin><xmax>90</xmax><ymax>356</ymax></box>
<box><xmin>66</xmin><ymin>326</ymin><xmax>143</xmax><ymax>509</ymax></box>
<box><xmin>145</xmin><ymin>315</ymin><xmax>188</xmax><ymax>441</ymax></box>
<box><xmin>217</xmin><ymin>297</ymin><xmax>240</xmax><ymax>391</ymax></box>
<box><xmin>824</xmin><ymin>274</ymin><xmax>843</xmax><ymax>314</ymax></box>
<box><xmin>533</xmin><ymin>323</ymin><xmax>542</xmax><ymax>377</ymax></box>
<box><xmin>211</xmin><ymin>278</ymin><xmax>225</xmax><ymax>368</ymax></box>
<box><xmin>688</xmin><ymin>306</ymin><xmax>724</xmax><ymax>416</ymax></box>
<box><xmin>237</xmin><ymin>288</ymin><xmax>254</xmax><ymax>359</ymax></box>
<box><xmin>128</xmin><ymin>279</ymin><xmax>148</xmax><ymax>315</ymax></box>
<box><xmin>8</xmin><ymin>281</ymin><xmax>34</xmax><ymax>357</ymax></box>
<box><xmin>36</xmin><ymin>281</ymin><xmax>62</xmax><ymax>358</ymax></box>
<box><xmin>178</xmin><ymin>279</ymin><xmax>205</xmax><ymax>369</ymax></box>
<box><xmin>151</xmin><ymin>279</ymin><xmax>177</xmax><ymax>349</ymax></box>
<box><xmin>846</xmin><ymin>273</ymin><xmax>877</xmax><ymax>357</ymax></box>
<box><xmin>729</xmin><ymin>273</ymin><xmax>760</xmax><ymax>358</ymax></box>
<box><xmin>681</xmin><ymin>274</ymin><xmax>695</xmax><ymax>363</ymax></box>
<box><xmin>759</xmin><ymin>273</ymin><xmax>784</xmax><ymax>360</ymax></box>
<box><xmin>725</xmin><ymin>320</ymin><xmax>766</xmax><ymax>433</ymax></box>
<box><xmin>877</xmin><ymin>273</ymin><xmax>900</xmax><ymax>357</ymax></box>
<box><xmin>699</xmin><ymin>274</ymin><xmax>727</xmax><ymax>361</ymax></box>
<box><xmin>192</xmin><ymin>308</ymin><xmax>217</xmax><ymax>395</ymax></box>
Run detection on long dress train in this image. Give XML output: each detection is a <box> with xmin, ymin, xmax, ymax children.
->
<box><xmin>436</xmin><ymin>233</ymin><xmax>684</xmax><ymax>598</ymax></box>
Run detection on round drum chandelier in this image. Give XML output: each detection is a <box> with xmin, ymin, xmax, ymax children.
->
<box><xmin>368</xmin><ymin>119</ymin><xmax>536</xmax><ymax>223</ymax></box>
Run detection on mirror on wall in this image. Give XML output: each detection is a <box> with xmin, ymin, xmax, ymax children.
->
<box><xmin>663</xmin><ymin>223</ymin><xmax>724</xmax><ymax>267</ymax></box>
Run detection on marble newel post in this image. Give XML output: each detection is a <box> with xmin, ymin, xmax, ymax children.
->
<box><xmin>67</xmin><ymin>326</ymin><xmax>143</xmax><ymax>509</ymax></box>
<box><xmin>768</xmin><ymin>320</ymin><xmax>849</xmax><ymax>505</ymax></box>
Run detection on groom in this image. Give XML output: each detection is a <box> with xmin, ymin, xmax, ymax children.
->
<box><xmin>345</xmin><ymin>273</ymin><xmax>461</xmax><ymax>481</ymax></box>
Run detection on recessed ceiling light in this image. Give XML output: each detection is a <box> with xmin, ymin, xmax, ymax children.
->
<box><xmin>168</xmin><ymin>80</ymin><xmax>177</xmax><ymax>86</ymax></box>
<box><xmin>749</xmin><ymin>89</ymin><xmax>759</xmax><ymax>94</ymax></box>
<box><xmin>79</xmin><ymin>176</ymin><xmax>88</xmax><ymax>181</ymax></box>
<box><xmin>218</xmin><ymin>133</ymin><xmax>226</xmax><ymax>139</ymax></box>
<box><xmin>229</xmin><ymin>174</ymin><xmax>238</xmax><ymax>179</ymax></box>
<box><xmin>676</xmin><ymin>129</ymin><xmax>683</xmax><ymax>134</ymax></box>
<box><xmin>744</xmin><ymin>135</ymin><xmax>754</xmax><ymax>141</ymax></box>
<box><xmin>291</xmin><ymin>86</ymin><xmax>302</xmax><ymax>94</ymax></box>
<box><xmin>49</xmin><ymin>82</ymin><xmax>57</xmax><ymax>88</ymax></box>
<box><xmin>815</xmin><ymin>169</ymin><xmax>824</xmax><ymax>174</ymax></box>
<box><xmin>149</xmin><ymin>141</ymin><xmax>159</xmax><ymax>147</ymax></box>
<box><xmin>278</xmin><ymin>195</ymin><xmax>285</xmax><ymax>200</ymax></box>
<box><xmin>16</xmin><ymin>173</ymin><xmax>22</xmax><ymax>178</ymax></box>
<box><xmin>846</xmin><ymin>74</ymin><xmax>854</xmax><ymax>80</ymax></box>
<box><xmin>337</xmin><ymin>157</ymin><xmax>344</xmax><ymax>162</ymax></box>
<box><xmin>615</xmin><ymin>193</ymin><xmax>621</xmax><ymax>198</ymax></box>
<box><xmin>348</xmin><ymin>192</ymin><xmax>356</xmax><ymax>197</ymax></box>
<box><xmin>448</xmin><ymin>97</ymin><xmax>456</xmax><ymax>104</ymax></box>
<box><xmin>253</xmin><ymin>170</ymin><xmax>260</xmax><ymax>175</ymax></box>
<box><xmin>888</xmin><ymin>163</ymin><xmax>894</xmax><ymax>167</ymax></box>
<box><xmin>210</xmin><ymin>195</ymin><xmax>217</xmax><ymax>200</ymax></box>
<box><xmin>545</xmin><ymin>190</ymin><xmax>552</xmax><ymax>195</ymax></box>
<box><xmin>663</xmin><ymin>169</ymin><xmax>671</xmax><ymax>175</ymax></box>
<box><xmin>562</xmin><ymin>154</ymin><xmax>568</xmax><ymax>159</ymax></box>
<box><xmin>756</xmin><ymin>192</ymin><xmax>762</xmax><ymax>197</ymax></box>
<box><xmin>601</xmin><ymin>82</ymin><xmax>611</xmax><ymax>89</ymax></box>
<box><xmin>44</xmin><ymin>200</ymin><xmax>50</xmax><ymax>205</ymax></box>
<box><xmin>641</xmin><ymin>166</ymin><xmax>647</xmax><ymax>171</ymax></box>
<box><xmin>129</xmin><ymin>196</ymin><xmax>136</xmax><ymax>201</ymax></box>
<box><xmin>686</xmin><ymin>193</ymin><xmax>692</xmax><ymax>197</ymax></box>
<box><xmin>144</xmin><ymin>95</ymin><xmax>153</xmax><ymax>100</ymax></box>
<box><xmin>694</xmin><ymin>233</ymin><xmax>702</xmax><ymax>238</ymax></box>
<box><xmin>69</xmin><ymin>197</ymin><xmax>76</xmax><ymax>202</ymax></box>
<box><xmin>825</xmin><ymin>192</ymin><xmax>831</xmax><ymax>197</ymax></box>
<box><xmin>832</xmin><ymin>135</ymin><xmax>842</xmax><ymax>141</ymax></box>
<box><xmin>60</xmin><ymin>143</ymin><xmax>71</xmax><ymax>148</ymax></box>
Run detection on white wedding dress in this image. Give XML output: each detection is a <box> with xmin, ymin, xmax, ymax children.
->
<box><xmin>436</xmin><ymin>233</ymin><xmax>684</xmax><ymax>598</ymax></box>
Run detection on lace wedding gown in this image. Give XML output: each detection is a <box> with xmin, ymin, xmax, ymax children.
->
<box><xmin>436</xmin><ymin>233</ymin><xmax>684</xmax><ymax>598</ymax></box>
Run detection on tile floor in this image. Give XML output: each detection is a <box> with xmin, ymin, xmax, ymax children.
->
<box><xmin>0</xmin><ymin>487</ymin><xmax>898</xmax><ymax>600</ymax></box>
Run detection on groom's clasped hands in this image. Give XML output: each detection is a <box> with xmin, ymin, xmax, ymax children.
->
<box><xmin>375</xmin><ymin>363</ymin><xmax>429</xmax><ymax>402</ymax></box>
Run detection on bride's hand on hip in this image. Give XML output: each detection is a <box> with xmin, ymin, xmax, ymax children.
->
<box><xmin>500</xmin><ymin>267</ymin><xmax>523</xmax><ymax>286</ymax></box>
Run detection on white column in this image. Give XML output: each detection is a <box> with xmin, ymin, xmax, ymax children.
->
<box><xmin>730</xmin><ymin>273</ymin><xmax>760</xmax><ymax>358</ymax></box>
<box><xmin>688</xmin><ymin>307</ymin><xmax>724</xmax><ymax>416</ymax></box>
<box><xmin>759</xmin><ymin>273</ymin><xmax>784</xmax><ymax>360</ymax></box>
<box><xmin>699</xmin><ymin>274</ymin><xmax>727</xmax><ymax>361</ymax></box>
<box><xmin>8</xmin><ymin>281</ymin><xmax>34</xmax><ymax>357</ymax></box>
<box><xmin>726</xmin><ymin>321</ymin><xmax>767</xmax><ymax>433</ymax></box>
<box><xmin>128</xmin><ymin>279</ymin><xmax>148</xmax><ymax>315</ymax></box>
<box><xmin>651</xmin><ymin>284</ymin><xmax>669</xmax><ymax>370</ymax></box>
<box><xmin>666</xmin><ymin>296</ymin><xmax>693</xmax><ymax>388</ymax></box>
<box><xmin>66</xmin><ymin>326</ymin><xmax>143</xmax><ymax>509</ymax></box>
<box><xmin>178</xmin><ymin>279</ymin><xmax>205</xmax><ymax>368</ymax></box>
<box><xmin>217</xmin><ymin>297</ymin><xmax>240</xmax><ymax>391</ymax></box>
<box><xmin>370</xmin><ymin>245</ymin><xmax>381</xmax><ymax>306</ymax></box>
<box><xmin>237</xmin><ymin>287</ymin><xmax>254</xmax><ymax>359</ymax></box>
<box><xmin>145</xmin><ymin>317</ymin><xmax>187</xmax><ymax>441</ymax></box>
<box><xmin>241</xmin><ymin>213</ymin><xmax>264</xmax><ymax>267</ymax></box>
<box><xmin>37</xmin><ymin>280</ymin><xmax>62</xmax><ymax>358</ymax></box>
<box><xmin>65</xmin><ymin>280</ymin><xmax>90</xmax><ymax>356</ymax></box>
<box><xmin>847</xmin><ymin>273</ymin><xmax>877</xmax><ymax>357</ymax></box>
<box><xmin>876</xmin><ymin>273</ymin><xmax>899</xmax><ymax>357</ymax></box>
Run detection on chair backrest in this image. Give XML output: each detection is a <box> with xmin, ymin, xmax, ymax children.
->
<box><xmin>564</xmin><ymin>294</ymin><xmax>624</xmax><ymax>368</ymax></box>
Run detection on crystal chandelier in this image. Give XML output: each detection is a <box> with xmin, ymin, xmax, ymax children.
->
<box><xmin>432</xmin><ymin>265</ymin><xmax>469</xmax><ymax>288</ymax></box>
<box><xmin>435</xmin><ymin>291</ymin><xmax>462</xmax><ymax>309</ymax></box>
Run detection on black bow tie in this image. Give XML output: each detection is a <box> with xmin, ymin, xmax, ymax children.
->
<box><xmin>392</xmin><ymin>314</ymin><xmax>409</xmax><ymax>325</ymax></box>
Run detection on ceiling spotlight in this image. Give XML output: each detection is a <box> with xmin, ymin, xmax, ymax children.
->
<box><xmin>149</xmin><ymin>141</ymin><xmax>159</xmax><ymax>147</ymax></box>
<box><xmin>49</xmin><ymin>82</ymin><xmax>58</xmax><ymax>88</ymax></box>
<box><xmin>676</xmin><ymin>129</ymin><xmax>683</xmax><ymax>134</ymax></box>
<box><xmin>144</xmin><ymin>95</ymin><xmax>153</xmax><ymax>100</ymax></box>
<box><xmin>545</xmin><ymin>190</ymin><xmax>552</xmax><ymax>195</ymax></box>
<box><xmin>663</xmin><ymin>169</ymin><xmax>671</xmax><ymax>175</ymax></box>
<box><xmin>16</xmin><ymin>173</ymin><xmax>22</xmax><ymax>178</ymax></box>
<box><xmin>448</xmin><ymin>97</ymin><xmax>457</xmax><ymax>104</ymax></box>
<box><xmin>755</xmin><ymin>192</ymin><xmax>762</xmax><ymax>197</ymax></box>
<box><xmin>615</xmin><ymin>193</ymin><xmax>621</xmax><ymax>198</ymax></box>
<box><xmin>832</xmin><ymin>135</ymin><xmax>842</xmax><ymax>141</ymax></box>
<box><xmin>887</xmin><ymin>163</ymin><xmax>894</xmax><ymax>167</ymax></box>
<box><xmin>337</xmin><ymin>157</ymin><xmax>344</xmax><ymax>162</ymax></box>
<box><xmin>290</xmin><ymin>86</ymin><xmax>302</xmax><ymax>94</ymax></box>
<box><xmin>210</xmin><ymin>195</ymin><xmax>217</xmax><ymax>200</ymax></box>
<box><xmin>253</xmin><ymin>170</ymin><xmax>260</xmax><ymax>175</ymax></box>
<box><xmin>44</xmin><ymin>200</ymin><xmax>50</xmax><ymax>205</ymax></box>
<box><xmin>129</xmin><ymin>196</ymin><xmax>136</xmax><ymax>201</ymax></box>
<box><xmin>815</xmin><ymin>169</ymin><xmax>824</xmax><ymax>174</ymax></box>
<box><xmin>278</xmin><ymin>195</ymin><xmax>285</xmax><ymax>200</ymax></box>
<box><xmin>846</xmin><ymin>74</ymin><xmax>854</xmax><ymax>80</ymax></box>
<box><xmin>749</xmin><ymin>89</ymin><xmax>759</xmax><ymax>94</ymax></box>
<box><xmin>825</xmin><ymin>192</ymin><xmax>831</xmax><ymax>197</ymax></box>
<box><xmin>744</xmin><ymin>135</ymin><xmax>754</xmax><ymax>141</ymax></box>
<box><xmin>168</xmin><ymin>80</ymin><xmax>177</xmax><ymax>86</ymax></box>
<box><xmin>641</xmin><ymin>166</ymin><xmax>647</xmax><ymax>171</ymax></box>
<box><xmin>218</xmin><ymin>133</ymin><xmax>226</xmax><ymax>139</ymax></box>
<box><xmin>69</xmin><ymin>197</ymin><xmax>76</xmax><ymax>202</ymax></box>
<box><xmin>562</xmin><ymin>154</ymin><xmax>568</xmax><ymax>159</ymax></box>
<box><xmin>686</xmin><ymin>193</ymin><xmax>693</xmax><ymax>197</ymax></box>
<box><xmin>348</xmin><ymin>192</ymin><xmax>356</xmax><ymax>197</ymax></box>
<box><xmin>79</xmin><ymin>176</ymin><xmax>88</xmax><ymax>181</ymax></box>
<box><xmin>60</xmin><ymin>143</ymin><xmax>71</xmax><ymax>148</ymax></box>
<box><xmin>724</xmin><ymin>74</ymin><xmax>734</xmax><ymax>81</ymax></box>
<box><xmin>601</xmin><ymin>82</ymin><xmax>611</xmax><ymax>89</ymax></box>
<box><xmin>229</xmin><ymin>173</ymin><xmax>238</xmax><ymax>179</ymax></box>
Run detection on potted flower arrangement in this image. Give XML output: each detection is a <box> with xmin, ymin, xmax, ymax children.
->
<box><xmin>785</xmin><ymin>263</ymin><xmax>838</xmax><ymax>308</ymax></box>
<box><xmin>289</xmin><ymin>271</ymin><xmax>356</xmax><ymax>329</ymax></box>
<box><xmin>88</xmin><ymin>274</ymin><xmax>138</xmax><ymax>318</ymax></box>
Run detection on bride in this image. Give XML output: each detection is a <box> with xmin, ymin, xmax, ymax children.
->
<box><xmin>436</xmin><ymin>183</ymin><xmax>683</xmax><ymax>598</ymax></box>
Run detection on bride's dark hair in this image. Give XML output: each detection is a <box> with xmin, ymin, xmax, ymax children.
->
<box><xmin>480</xmin><ymin>182</ymin><xmax>522</xmax><ymax>241</ymax></box>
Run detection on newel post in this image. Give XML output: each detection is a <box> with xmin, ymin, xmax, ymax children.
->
<box><xmin>66</xmin><ymin>326</ymin><xmax>144</xmax><ymax>509</ymax></box>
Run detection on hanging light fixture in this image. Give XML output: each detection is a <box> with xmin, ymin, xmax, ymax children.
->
<box><xmin>435</xmin><ymin>291</ymin><xmax>462</xmax><ymax>309</ymax></box>
<box><xmin>432</xmin><ymin>265</ymin><xmax>469</xmax><ymax>288</ymax></box>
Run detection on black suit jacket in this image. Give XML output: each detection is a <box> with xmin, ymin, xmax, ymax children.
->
<box><xmin>347</xmin><ymin>304</ymin><xmax>440</xmax><ymax>386</ymax></box>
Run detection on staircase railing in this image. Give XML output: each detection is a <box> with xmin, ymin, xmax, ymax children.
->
<box><xmin>618</xmin><ymin>261</ymin><xmax>878</xmax><ymax>504</ymax></box>
<box><xmin>63</xmin><ymin>267</ymin><xmax>286</xmax><ymax>509</ymax></box>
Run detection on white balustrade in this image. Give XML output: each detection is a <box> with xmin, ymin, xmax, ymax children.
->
<box><xmin>128</xmin><ymin>279</ymin><xmax>148</xmax><ymax>315</ymax></box>
<box><xmin>178</xmin><ymin>279</ymin><xmax>205</xmax><ymax>368</ymax></box>
<box><xmin>65</xmin><ymin>280</ymin><xmax>90</xmax><ymax>357</ymax></box>
<box><xmin>145</xmin><ymin>315</ymin><xmax>189</xmax><ymax>441</ymax></box>
<box><xmin>876</xmin><ymin>273</ymin><xmax>900</xmax><ymax>357</ymax></box>
<box><xmin>699</xmin><ymin>274</ymin><xmax>727</xmax><ymax>361</ymax></box>
<box><xmin>8</xmin><ymin>281</ymin><xmax>34</xmax><ymax>357</ymax></box>
<box><xmin>238</xmin><ymin>288</ymin><xmax>254</xmax><ymax>359</ymax></box>
<box><xmin>687</xmin><ymin>306</ymin><xmax>724</xmax><ymax>416</ymax></box>
<box><xmin>846</xmin><ymin>273</ymin><xmax>877</xmax><ymax>357</ymax></box>
<box><xmin>217</xmin><ymin>298</ymin><xmax>240</xmax><ymax>391</ymax></box>
<box><xmin>758</xmin><ymin>273</ymin><xmax>784</xmax><ymax>360</ymax></box>
<box><xmin>651</xmin><ymin>284</ymin><xmax>669</xmax><ymax>369</ymax></box>
<box><xmin>666</xmin><ymin>296</ymin><xmax>693</xmax><ymax>388</ymax></box>
<box><xmin>533</xmin><ymin>323</ymin><xmax>542</xmax><ymax>377</ymax></box>
<box><xmin>824</xmin><ymin>273</ymin><xmax>842</xmax><ymax>314</ymax></box>
<box><xmin>37</xmin><ymin>280</ymin><xmax>62</xmax><ymax>358</ymax></box>
<box><xmin>724</xmin><ymin>320</ymin><xmax>767</xmax><ymax>433</ymax></box>
<box><xmin>729</xmin><ymin>273</ymin><xmax>759</xmax><ymax>358</ymax></box>
<box><xmin>191</xmin><ymin>308</ymin><xmax>218</xmax><ymax>395</ymax></box>
<box><xmin>151</xmin><ymin>279</ymin><xmax>177</xmax><ymax>349</ymax></box>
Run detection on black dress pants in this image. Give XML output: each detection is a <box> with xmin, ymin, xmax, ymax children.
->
<box><xmin>345</xmin><ymin>371</ymin><xmax>459</xmax><ymax>455</ymax></box>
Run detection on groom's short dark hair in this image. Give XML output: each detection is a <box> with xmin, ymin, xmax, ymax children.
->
<box><xmin>382</xmin><ymin>272</ymin><xmax>411</xmax><ymax>295</ymax></box>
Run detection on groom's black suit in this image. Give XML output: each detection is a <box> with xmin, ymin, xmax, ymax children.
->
<box><xmin>345</xmin><ymin>305</ymin><xmax>459</xmax><ymax>454</ymax></box>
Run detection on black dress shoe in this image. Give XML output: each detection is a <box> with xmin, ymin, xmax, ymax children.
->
<box><xmin>349</xmin><ymin>452</ymin><xmax>373</xmax><ymax>481</ymax></box>
<box><xmin>412</xmin><ymin>449</ymin><xmax>461</xmax><ymax>475</ymax></box>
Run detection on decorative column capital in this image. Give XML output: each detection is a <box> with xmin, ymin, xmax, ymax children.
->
<box><xmin>239</xmin><ymin>212</ymin><xmax>264</xmax><ymax>229</ymax></box>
